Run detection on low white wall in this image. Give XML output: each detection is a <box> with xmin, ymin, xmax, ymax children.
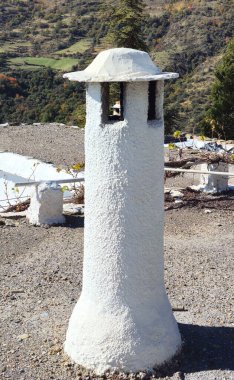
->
<box><xmin>26</xmin><ymin>183</ymin><xmax>65</xmax><ymax>225</ymax></box>
<box><xmin>0</xmin><ymin>152</ymin><xmax>73</xmax><ymax>181</ymax></box>
<box><xmin>0</xmin><ymin>152</ymin><xmax>84</xmax><ymax>208</ymax></box>
<box><xmin>200</xmin><ymin>162</ymin><xmax>229</xmax><ymax>193</ymax></box>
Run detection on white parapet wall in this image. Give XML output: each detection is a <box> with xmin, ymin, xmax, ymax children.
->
<box><xmin>64</xmin><ymin>78</ymin><xmax>181</xmax><ymax>373</ymax></box>
<box><xmin>0</xmin><ymin>152</ymin><xmax>65</xmax><ymax>180</ymax></box>
<box><xmin>200</xmin><ymin>162</ymin><xmax>229</xmax><ymax>193</ymax></box>
<box><xmin>26</xmin><ymin>183</ymin><xmax>65</xmax><ymax>225</ymax></box>
<box><xmin>0</xmin><ymin>152</ymin><xmax>84</xmax><ymax>210</ymax></box>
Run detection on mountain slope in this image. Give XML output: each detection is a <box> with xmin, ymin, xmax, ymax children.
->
<box><xmin>0</xmin><ymin>0</ymin><xmax>233</xmax><ymax>133</ymax></box>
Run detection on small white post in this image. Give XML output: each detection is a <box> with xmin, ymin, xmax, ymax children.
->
<box><xmin>26</xmin><ymin>183</ymin><xmax>65</xmax><ymax>225</ymax></box>
<box><xmin>63</xmin><ymin>48</ymin><xmax>181</xmax><ymax>374</ymax></box>
<box><xmin>200</xmin><ymin>162</ymin><xmax>229</xmax><ymax>193</ymax></box>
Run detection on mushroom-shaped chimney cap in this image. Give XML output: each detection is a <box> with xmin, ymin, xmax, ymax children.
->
<box><xmin>63</xmin><ymin>48</ymin><xmax>178</xmax><ymax>82</ymax></box>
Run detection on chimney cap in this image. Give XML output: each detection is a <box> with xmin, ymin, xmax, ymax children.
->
<box><xmin>63</xmin><ymin>48</ymin><xmax>178</xmax><ymax>82</ymax></box>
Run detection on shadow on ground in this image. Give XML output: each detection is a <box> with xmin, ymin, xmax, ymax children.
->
<box><xmin>179</xmin><ymin>323</ymin><xmax>234</xmax><ymax>372</ymax></box>
<box><xmin>155</xmin><ymin>324</ymin><xmax>234</xmax><ymax>377</ymax></box>
<box><xmin>64</xmin><ymin>215</ymin><xmax>84</xmax><ymax>228</ymax></box>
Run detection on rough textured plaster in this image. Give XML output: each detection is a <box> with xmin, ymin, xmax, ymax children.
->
<box><xmin>64</xmin><ymin>82</ymin><xmax>181</xmax><ymax>374</ymax></box>
<box><xmin>200</xmin><ymin>162</ymin><xmax>229</xmax><ymax>193</ymax></box>
<box><xmin>63</xmin><ymin>48</ymin><xmax>178</xmax><ymax>83</ymax></box>
<box><xmin>26</xmin><ymin>183</ymin><xmax>65</xmax><ymax>225</ymax></box>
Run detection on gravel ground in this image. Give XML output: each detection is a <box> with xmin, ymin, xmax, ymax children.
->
<box><xmin>0</xmin><ymin>124</ymin><xmax>233</xmax><ymax>380</ymax></box>
<box><xmin>0</xmin><ymin>123</ymin><xmax>85</xmax><ymax>167</ymax></box>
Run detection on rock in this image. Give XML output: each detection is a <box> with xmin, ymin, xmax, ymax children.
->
<box><xmin>170</xmin><ymin>190</ymin><xmax>183</xmax><ymax>198</ymax></box>
<box><xmin>40</xmin><ymin>312</ymin><xmax>49</xmax><ymax>319</ymax></box>
<box><xmin>18</xmin><ymin>334</ymin><xmax>30</xmax><ymax>341</ymax></box>
<box><xmin>175</xmin><ymin>199</ymin><xmax>183</xmax><ymax>204</ymax></box>
<box><xmin>63</xmin><ymin>360</ymin><xmax>72</xmax><ymax>367</ymax></box>
<box><xmin>49</xmin><ymin>344</ymin><xmax>62</xmax><ymax>355</ymax></box>
<box><xmin>11</xmin><ymin>289</ymin><xmax>24</xmax><ymax>294</ymax></box>
<box><xmin>138</xmin><ymin>372</ymin><xmax>147</xmax><ymax>379</ymax></box>
<box><xmin>5</xmin><ymin>219</ymin><xmax>17</xmax><ymax>227</ymax></box>
<box><xmin>63</xmin><ymin>203</ymin><xmax>84</xmax><ymax>215</ymax></box>
<box><xmin>174</xmin><ymin>371</ymin><xmax>184</xmax><ymax>379</ymax></box>
<box><xmin>204</xmin><ymin>209</ymin><xmax>212</xmax><ymax>214</ymax></box>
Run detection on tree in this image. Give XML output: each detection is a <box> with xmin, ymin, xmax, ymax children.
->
<box><xmin>164</xmin><ymin>103</ymin><xmax>181</xmax><ymax>134</ymax></box>
<box><xmin>105</xmin><ymin>0</ymin><xmax>148</xmax><ymax>51</ymax></box>
<box><xmin>0</xmin><ymin>54</ymin><xmax>7</xmax><ymax>69</ymax></box>
<box><xmin>206</xmin><ymin>39</ymin><xmax>234</xmax><ymax>139</ymax></box>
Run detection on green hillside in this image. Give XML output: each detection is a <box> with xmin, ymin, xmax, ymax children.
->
<box><xmin>0</xmin><ymin>0</ymin><xmax>233</xmax><ymax>133</ymax></box>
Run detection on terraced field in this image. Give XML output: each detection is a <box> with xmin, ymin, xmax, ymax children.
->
<box><xmin>9</xmin><ymin>57</ymin><xmax>79</xmax><ymax>71</ymax></box>
<box><xmin>56</xmin><ymin>38</ymin><xmax>93</xmax><ymax>55</ymax></box>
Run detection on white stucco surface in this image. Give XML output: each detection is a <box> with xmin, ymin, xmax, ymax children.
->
<box><xmin>199</xmin><ymin>162</ymin><xmax>229</xmax><ymax>193</ymax></box>
<box><xmin>0</xmin><ymin>152</ymin><xmax>74</xmax><ymax>181</ymax></box>
<box><xmin>63</xmin><ymin>48</ymin><xmax>178</xmax><ymax>82</ymax></box>
<box><xmin>65</xmin><ymin>80</ymin><xmax>181</xmax><ymax>373</ymax></box>
<box><xmin>26</xmin><ymin>183</ymin><xmax>65</xmax><ymax>225</ymax></box>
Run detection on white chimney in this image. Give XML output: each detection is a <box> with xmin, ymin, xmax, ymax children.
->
<box><xmin>63</xmin><ymin>48</ymin><xmax>181</xmax><ymax>375</ymax></box>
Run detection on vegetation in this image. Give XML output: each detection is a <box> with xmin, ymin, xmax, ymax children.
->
<box><xmin>105</xmin><ymin>0</ymin><xmax>148</xmax><ymax>51</ymax></box>
<box><xmin>56</xmin><ymin>39</ymin><xmax>93</xmax><ymax>55</ymax></box>
<box><xmin>164</xmin><ymin>102</ymin><xmax>181</xmax><ymax>134</ymax></box>
<box><xmin>202</xmin><ymin>39</ymin><xmax>234</xmax><ymax>140</ymax></box>
<box><xmin>0</xmin><ymin>69</ymin><xmax>85</xmax><ymax>125</ymax></box>
<box><xmin>0</xmin><ymin>0</ymin><xmax>233</xmax><ymax>132</ymax></box>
